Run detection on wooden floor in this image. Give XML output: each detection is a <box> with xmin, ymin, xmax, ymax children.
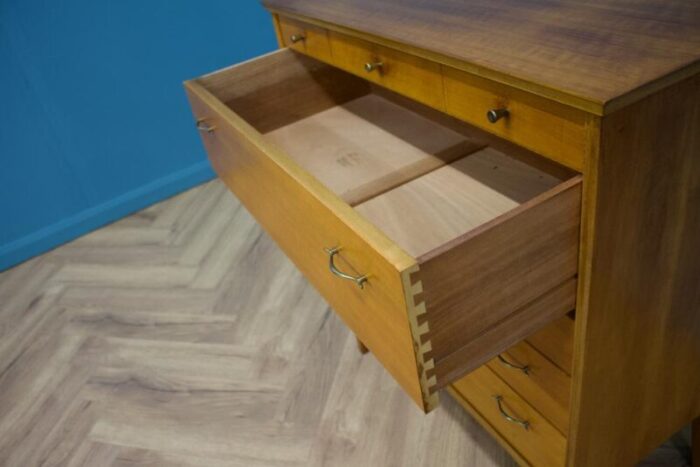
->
<box><xmin>0</xmin><ymin>179</ymin><xmax>691</xmax><ymax>466</ymax></box>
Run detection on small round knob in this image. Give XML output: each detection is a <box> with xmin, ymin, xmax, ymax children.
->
<box><xmin>487</xmin><ymin>108</ymin><xmax>509</xmax><ymax>123</ymax></box>
<box><xmin>364</xmin><ymin>61</ymin><xmax>383</xmax><ymax>73</ymax></box>
<box><xmin>290</xmin><ymin>34</ymin><xmax>305</xmax><ymax>44</ymax></box>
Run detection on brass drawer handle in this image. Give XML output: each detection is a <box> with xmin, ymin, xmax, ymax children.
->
<box><xmin>494</xmin><ymin>395</ymin><xmax>530</xmax><ymax>430</ymax></box>
<box><xmin>497</xmin><ymin>354</ymin><xmax>530</xmax><ymax>375</ymax></box>
<box><xmin>196</xmin><ymin>118</ymin><xmax>215</xmax><ymax>134</ymax></box>
<box><xmin>364</xmin><ymin>61</ymin><xmax>384</xmax><ymax>73</ymax></box>
<box><xmin>487</xmin><ymin>108</ymin><xmax>509</xmax><ymax>123</ymax></box>
<box><xmin>290</xmin><ymin>33</ymin><xmax>305</xmax><ymax>44</ymax></box>
<box><xmin>324</xmin><ymin>246</ymin><xmax>368</xmax><ymax>289</ymax></box>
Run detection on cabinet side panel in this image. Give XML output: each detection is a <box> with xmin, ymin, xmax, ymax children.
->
<box><xmin>569</xmin><ymin>74</ymin><xmax>700</xmax><ymax>466</ymax></box>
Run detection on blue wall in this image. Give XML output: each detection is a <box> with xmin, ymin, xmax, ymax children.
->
<box><xmin>0</xmin><ymin>1</ymin><xmax>277</xmax><ymax>270</ymax></box>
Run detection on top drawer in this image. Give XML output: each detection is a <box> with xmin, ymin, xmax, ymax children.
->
<box><xmin>442</xmin><ymin>68</ymin><xmax>589</xmax><ymax>172</ymax></box>
<box><xmin>327</xmin><ymin>31</ymin><xmax>446</xmax><ymax>111</ymax></box>
<box><xmin>185</xmin><ymin>49</ymin><xmax>581</xmax><ymax>412</ymax></box>
<box><xmin>277</xmin><ymin>16</ymin><xmax>332</xmax><ymax>63</ymax></box>
<box><xmin>275</xmin><ymin>16</ymin><xmax>589</xmax><ymax>171</ymax></box>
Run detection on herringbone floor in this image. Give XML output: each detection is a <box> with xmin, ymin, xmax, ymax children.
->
<box><xmin>0</xmin><ymin>180</ymin><xmax>690</xmax><ymax>466</ymax></box>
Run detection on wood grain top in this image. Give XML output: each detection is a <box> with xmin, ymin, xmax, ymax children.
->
<box><xmin>263</xmin><ymin>0</ymin><xmax>700</xmax><ymax>113</ymax></box>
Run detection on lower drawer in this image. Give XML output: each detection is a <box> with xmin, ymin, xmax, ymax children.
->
<box><xmin>527</xmin><ymin>314</ymin><xmax>575</xmax><ymax>376</ymax></box>
<box><xmin>487</xmin><ymin>339</ymin><xmax>571</xmax><ymax>434</ymax></box>
<box><xmin>449</xmin><ymin>365</ymin><xmax>567</xmax><ymax>467</ymax></box>
<box><xmin>185</xmin><ymin>48</ymin><xmax>581</xmax><ymax>413</ymax></box>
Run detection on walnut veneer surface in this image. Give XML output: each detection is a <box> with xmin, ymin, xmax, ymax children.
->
<box><xmin>264</xmin><ymin>0</ymin><xmax>700</xmax><ymax>114</ymax></box>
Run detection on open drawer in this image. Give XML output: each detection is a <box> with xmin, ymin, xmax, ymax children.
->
<box><xmin>185</xmin><ymin>49</ymin><xmax>581</xmax><ymax>412</ymax></box>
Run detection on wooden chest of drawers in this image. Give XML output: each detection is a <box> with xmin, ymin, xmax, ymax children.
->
<box><xmin>186</xmin><ymin>2</ymin><xmax>700</xmax><ymax>465</ymax></box>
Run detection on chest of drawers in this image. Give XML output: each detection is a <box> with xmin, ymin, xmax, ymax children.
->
<box><xmin>186</xmin><ymin>2</ymin><xmax>700</xmax><ymax>465</ymax></box>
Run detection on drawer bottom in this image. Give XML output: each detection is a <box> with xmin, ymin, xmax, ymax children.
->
<box><xmin>448</xmin><ymin>366</ymin><xmax>567</xmax><ymax>467</ymax></box>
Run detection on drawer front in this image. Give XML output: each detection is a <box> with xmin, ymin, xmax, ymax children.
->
<box><xmin>443</xmin><ymin>66</ymin><xmax>588</xmax><ymax>171</ymax></box>
<box><xmin>184</xmin><ymin>68</ymin><xmax>429</xmax><ymax>410</ymax></box>
<box><xmin>526</xmin><ymin>315</ymin><xmax>575</xmax><ymax>376</ymax></box>
<box><xmin>450</xmin><ymin>366</ymin><xmax>567</xmax><ymax>467</ymax></box>
<box><xmin>487</xmin><ymin>340</ymin><xmax>571</xmax><ymax>435</ymax></box>
<box><xmin>278</xmin><ymin>16</ymin><xmax>332</xmax><ymax>63</ymax></box>
<box><xmin>328</xmin><ymin>30</ymin><xmax>445</xmax><ymax>111</ymax></box>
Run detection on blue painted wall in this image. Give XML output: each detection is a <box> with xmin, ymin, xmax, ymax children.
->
<box><xmin>0</xmin><ymin>1</ymin><xmax>277</xmax><ymax>270</ymax></box>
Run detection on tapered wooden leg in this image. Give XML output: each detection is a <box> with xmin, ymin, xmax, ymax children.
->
<box><xmin>356</xmin><ymin>336</ymin><xmax>369</xmax><ymax>354</ymax></box>
<box><xmin>693</xmin><ymin>416</ymin><xmax>700</xmax><ymax>466</ymax></box>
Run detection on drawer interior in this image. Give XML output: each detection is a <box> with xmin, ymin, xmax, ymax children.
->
<box><xmin>199</xmin><ymin>50</ymin><xmax>574</xmax><ymax>260</ymax></box>
<box><xmin>354</xmin><ymin>147</ymin><xmax>561</xmax><ymax>258</ymax></box>
<box><xmin>265</xmin><ymin>94</ymin><xmax>483</xmax><ymax>206</ymax></box>
<box><xmin>194</xmin><ymin>50</ymin><xmax>581</xmax><ymax>401</ymax></box>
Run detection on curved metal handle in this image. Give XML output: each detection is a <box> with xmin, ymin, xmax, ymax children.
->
<box><xmin>290</xmin><ymin>33</ymin><xmax>305</xmax><ymax>43</ymax></box>
<box><xmin>196</xmin><ymin>119</ymin><xmax>216</xmax><ymax>134</ymax></box>
<box><xmin>364</xmin><ymin>61</ymin><xmax>384</xmax><ymax>73</ymax></box>
<box><xmin>497</xmin><ymin>354</ymin><xmax>530</xmax><ymax>375</ymax></box>
<box><xmin>324</xmin><ymin>247</ymin><xmax>368</xmax><ymax>289</ymax></box>
<box><xmin>487</xmin><ymin>108</ymin><xmax>509</xmax><ymax>123</ymax></box>
<box><xmin>494</xmin><ymin>395</ymin><xmax>529</xmax><ymax>430</ymax></box>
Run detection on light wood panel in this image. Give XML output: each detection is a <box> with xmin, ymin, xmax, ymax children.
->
<box><xmin>264</xmin><ymin>0</ymin><xmax>700</xmax><ymax>114</ymax></box>
<box><xmin>278</xmin><ymin>15</ymin><xmax>333</xmax><ymax>63</ymax></box>
<box><xmin>487</xmin><ymin>340</ymin><xmax>571</xmax><ymax>435</ymax></box>
<box><xmin>266</xmin><ymin>94</ymin><xmax>484</xmax><ymax>206</ymax></box>
<box><xmin>355</xmin><ymin>148</ymin><xmax>562</xmax><ymax>257</ymax></box>
<box><xmin>569</xmin><ymin>73</ymin><xmax>700</xmax><ymax>466</ymax></box>
<box><xmin>450</xmin><ymin>365</ymin><xmax>568</xmax><ymax>467</ymax></box>
<box><xmin>185</xmin><ymin>77</ymin><xmax>432</xmax><ymax>410</ymax></box>
<box><xmin>442</xmin><ymin>67</ymin><xmax>588</xmax><ymax>171</ymax></box>
<box><xmin>526</xmin><ymin>315</ymin><xmax>574</xmax><ymax>376</ymax></box>
<box><xmin>328</xmin><ymin>30</ymin><xmax>446</xmax><ymax>111</ymax></box>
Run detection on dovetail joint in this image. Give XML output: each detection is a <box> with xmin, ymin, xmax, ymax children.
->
<box><xmin>402</xmin><ymin>265</ymin><xmax>439</xmax><ymax>411</ymax></box>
